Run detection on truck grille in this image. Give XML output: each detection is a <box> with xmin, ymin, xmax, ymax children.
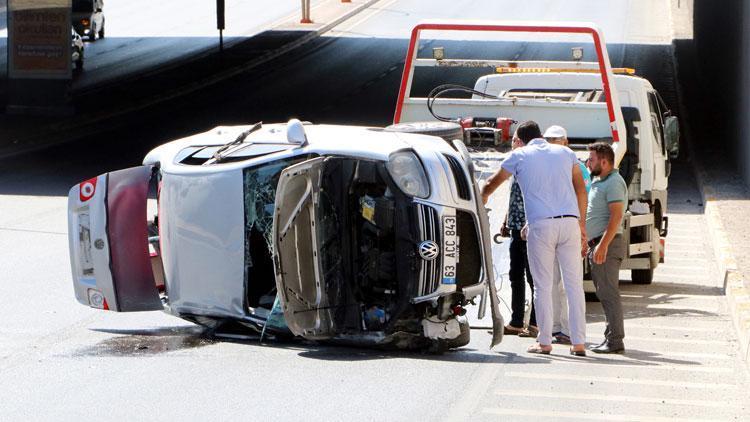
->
<box><xmin>417</xmin><ymin>204</ymin><xmax>440</xmax><ymax>297</ymax></box>
<box><xmin>444</xmin><ymin>154</ymin><xmax>472</xmax><ymax>201</ymax></box>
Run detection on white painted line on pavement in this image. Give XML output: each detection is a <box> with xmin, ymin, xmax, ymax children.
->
<box><xmin>656</xmin><ymin>263</ymin><xmax>712</xmax><ymax>271</ymax></box>
<box><xmin>617</xmin><ymin>323</ymin><xmax>728</xmax><ymax>333</ymax></box>
<box><xmin>541</xmin><ymin>361</ymin><xmax>733</xmax><ymax>374</ymax></box>
<box><xmin>483</xmin><ymin>407</ymin><xmax>722</xmax><ymax>422</ymax></box>
<box><xmin>622</xmin><ymin>336</ymin><xmax>730</xmax><ymax>346</ymax></box>
<box><xmin>333</xmin><ymin>0</ymin><xmax>399</xmax><ymax>34</ymax></box>
<box><xmin>441</xmin><ymin>354</ymin><xmax>502</xmax><ymax>422</ymax></box>
<box><xmin>658</xmin><ymin>351</ymin><xmax>734</xmax><ymax>360</ymax></box>
<box><xmin>504</xmin><ymin>371</ymin><xmax>736</xmax><ymax>389</ymax></box>
<box><xmin>623</xmin><ymin>303</ymin><xmax>718</xmax><ymax>313</ymax></box>
<box><xmin>622</xmin><ymin>291</ymin><xmax>719</xmax><ymax>300</ymax></box>
<box><xmin>494</xmin><ymin>389</ymin><xmax>743</xmax><ymax>409</ymax></box>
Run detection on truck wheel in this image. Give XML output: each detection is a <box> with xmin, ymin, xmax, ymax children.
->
<box><xmin>384</xmin><ymin>121</ymin><xmax>463</xmax><ymax>142</ymax></box>
<box><xmin>631</xmin><ymin>269</ymin><xmax>654</xmax><ymax>284</ymax></box>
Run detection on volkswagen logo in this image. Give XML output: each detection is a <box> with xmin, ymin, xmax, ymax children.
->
<box><xmin>418</xmin><ymin>240</ymin><xmax>440</xmax><ymax>261</ymax></box>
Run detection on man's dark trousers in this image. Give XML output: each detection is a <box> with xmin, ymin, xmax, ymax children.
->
<box><xmin>590</xmin><ymin>234</ymin><xmax>626</xmax><ymax>346</ymax></box>
<box><xmin>509</xmin><ymin>229</ymin><xmax>536</xmax><ymax>328</ymax></box>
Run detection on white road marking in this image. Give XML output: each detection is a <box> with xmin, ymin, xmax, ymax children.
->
<box><xmin>622</xmin><ymin>336</ymin><xmax>729</xmax><ymax>345</ymax></box>
<box><xmin>617</xmin><ymin>323</ymin><xmax>728</xmax><ymax>333</ymax></box>
<box><xmin>504</xmin><ymin>371</ymin><xmax>736</xmax><ymax>389</ymax></box>
<box><xmin>483</xmin><ymin>407</ymin><xmax>722</xmax><ymax>422</ymax></box>
<box><xmin>622</xmin><ymin>291</ymin><xmax>720</xmax><ymax>300</ymax></box>
<box><xmin>333</xmin><ymin>0</ymin><xmax>399</xmax><ymax>34</ymax></box>
<box><xmin>537</xmin><ymin>361</ymin><xmax>734</xmax><ymax>374</ymax></box>
<box><xmin>494</xmin><ymin>389</ymin><xmax>743</xmax><ymax>409</ymax></box>
<box><xmin>440</xmin><ymin>353</ymin><xmax>502</xmax><ymax>422</ymax></box>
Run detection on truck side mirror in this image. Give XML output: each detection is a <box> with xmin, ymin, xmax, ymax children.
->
<box><xmin>664</xmin><ymin>116</ymin><xmax>680</xmax><ymax>159</ymax></box>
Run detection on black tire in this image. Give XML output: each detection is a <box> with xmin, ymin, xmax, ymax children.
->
<box><xmin>631</xmin><ymin>268</ymin><xmax>654</xmax><ymax>284</ymax></box>
<box><xmin>437</xmin><ymin>318</ymin><xmax>471</xmax><ymax>350</ymax></box>
<box><xmin>384</xmin><ymin>121</ymin><xmax>463</xmax><ymax>142</ymax></box>
<box><xmin>99</xmin><ymin>20</ymin><xmax>105</xmax><ymax>39</ymax></box>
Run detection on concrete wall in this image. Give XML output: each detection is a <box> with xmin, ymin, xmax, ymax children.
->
<box><xmin>743</xmin><ymin>0</ymin><xmax>750</xmax><ymax>184</ymax></box>
<box><xmin>691</xmin><ymin>0</ymin><xmax>747</xmax><ymax>183</ymax></box>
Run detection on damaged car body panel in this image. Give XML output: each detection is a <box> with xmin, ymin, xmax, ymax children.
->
<box><xmin>159</xmin><ymin>169</ymin><xmax>246</xmax><ymax>319</ymax></box>
<box><xmin>68</xmin><ymin>166</ymin><xmax>162</xmax><ymax>312</ymax></box>
<box><xmin>67</xmin><ymin>122</ymin><xmax>496</xmax><ymax>350</ymax></box>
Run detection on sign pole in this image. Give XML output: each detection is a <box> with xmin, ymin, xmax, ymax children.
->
<box><xmin>216</xmin><ymin>0</ymin><xmax>225</xmax><ymax>52</ymax></box>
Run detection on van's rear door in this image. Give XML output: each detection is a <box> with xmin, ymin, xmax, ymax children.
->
<box><xmin>272</xmin><ymin>157</ymin><xmax>335</xmax><ymax>339</ymax></box>
<box><xmin>68</xmin><ymin>165</ymin><xmax>162</xmax><ymax>312</ymax></box>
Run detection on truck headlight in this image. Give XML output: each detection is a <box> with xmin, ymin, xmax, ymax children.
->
<box><xmin>386</xmin><ymin>151</ymin><xmax>430</xmax><ymax>198</ymax></box>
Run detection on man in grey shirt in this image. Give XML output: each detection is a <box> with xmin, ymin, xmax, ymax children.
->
<box><xmin>481</xmin><ymin>121</ymin><xmax>589</xmax><ymax>356</ymax></box>
<box><xmin>586</xmin><ymin>142</ymin><xmax>628</xmax><ymax>354</ymax></box>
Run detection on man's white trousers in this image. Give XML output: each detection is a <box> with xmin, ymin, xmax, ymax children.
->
<box><xmin>526</xmin><ymin>218</ymin><xmax>586</xmax><ymax>345</ymax></box>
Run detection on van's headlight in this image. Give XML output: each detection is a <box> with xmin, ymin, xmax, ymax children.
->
<box><xmin>386</xmin><ymin>151</ymin><xmax>430</xmax><ymax>198</ymax></box>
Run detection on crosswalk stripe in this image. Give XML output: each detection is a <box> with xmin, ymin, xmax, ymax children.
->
<box><xmin>619</xmin><ymin>292</ymin><xmax>719</xmax><ymax>300</ymax></box>
<box><xmin>614</xmin><ymin>323</ymin><xmax>727</xmax><ymax>333</ymax></box>
<box><xmin>623</xmin><ymin>336</ymin><xmax>730</xmax><ymax>345</ymax></box>
<box><xmin>483</xmin><ymin>407</ymin><xmax>721</xmax><ymax>422</ymax></box>
<box><xmin>504</xmin><ymin>371</ymin><xmax>736</xmax><ymax>389</ymax></box>
<box><xmin>536</xmin><ymin>361</ymin><xmax>733</xmax><ymax>374</ymax></box>
<box><xmin>493</xmin><ymin>389</ymin><xmax>743</xmax><ymax>409</ymax></box>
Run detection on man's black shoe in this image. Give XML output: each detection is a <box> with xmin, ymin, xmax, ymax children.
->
<box><xmin>590</xmin><ymin>342</ymin><xmax>625</xmax><ymax>354</ymax></box>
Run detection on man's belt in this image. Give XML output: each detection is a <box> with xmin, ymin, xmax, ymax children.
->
<box><xmin>588</xmin><ymin>236</ymin><xmax>602</xmax><ymax>248</ymax></box>
<box><xmin>548</xmin><ymin>214</ymin><xmax>578</xmax><ymax>219</ymax></box>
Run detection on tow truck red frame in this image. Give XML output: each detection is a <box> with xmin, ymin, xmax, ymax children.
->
<box><xmin>393</xmin><ymin>20</ymin><xmax>627</xmax><ymax>147</ymax></box>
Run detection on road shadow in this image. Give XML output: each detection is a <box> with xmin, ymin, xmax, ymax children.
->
<box><xmin>1</xmin><ymin>35</ymin><xmax>677</xmax><ymax>197</ymax></box>
<box><xmin>585</xmin><ymin>280</ymin><xmax>723</xmax><ymax>325</ymax></box>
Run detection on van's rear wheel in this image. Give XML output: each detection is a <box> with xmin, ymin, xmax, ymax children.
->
<box><xmin>384</xmin><ymin>121</ymin><xmax>463</xmax><ymax>142</ymax></box>
<box><xmin>631</xmin><ymin>268</ymin><xmax>654</xmax><ymax>284</ymax></box>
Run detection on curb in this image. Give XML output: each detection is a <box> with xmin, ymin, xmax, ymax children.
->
<box><xmin>668</xmin><ymin>0</ymin><xmax>750</xmax><ymax>365</ymax></box>
<box><xmin>0</xmin><ymin>0</ymin><xmax>382</xmax><ymax>160</ymax></box>
<box><xmin>692</xmin><ymin>162</ymin><xmax>750</xmax><ymax>364</ymax></box>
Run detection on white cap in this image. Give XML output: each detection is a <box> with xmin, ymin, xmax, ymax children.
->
<box><xmin>543</xmin><ymin>125</ymin><xmax>567</xmax><ymax>139</ymax></box>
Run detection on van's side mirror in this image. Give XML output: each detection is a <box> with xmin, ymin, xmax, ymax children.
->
<box><xmin>664</xmin><ymin>116</ymin><xmax>680</xmax><ymax>159</ymax></box>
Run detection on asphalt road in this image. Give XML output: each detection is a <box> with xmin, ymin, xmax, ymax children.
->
<box><xmin>0</xmin><ymin>0</ymin><xmax>326</xmax><ymax>93</ymax></box>
<box><xmin>0</xmin><ymin>0</ymin><xmax>748</xmax><ymax>420</ymax></box>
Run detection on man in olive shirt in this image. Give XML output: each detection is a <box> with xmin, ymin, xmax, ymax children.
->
<box><xmin>586</xmin><ymin>142</ymin><xmax>628</xmax><ymax>354</ymax></box>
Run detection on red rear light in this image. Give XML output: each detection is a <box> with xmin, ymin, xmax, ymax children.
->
<box><xmin>659</xmin><ymin>238</ymin><xmax>665</xmax><ymax>259</ymax></box>
<box><xmin>79</xmin><ymin>177</ymin><xmax>97</xmax><ymax>202</ymax></box>
<box><xmin>81</xmin><ymin>18</ymin><xmax>90</xmax><ymax>26</ymax></box>
<box><xmin>460</xmin><ymin>117</ymin><xmax>474</xmax><ymax>129</ymax></box>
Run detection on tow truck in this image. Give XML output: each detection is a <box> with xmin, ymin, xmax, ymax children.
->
<box><xmin>387</xmin><ymin>20</ymin><xmax>680</xmax><ymax>287</ymax></box>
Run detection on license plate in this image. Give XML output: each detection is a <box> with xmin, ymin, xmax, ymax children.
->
<box><xmin>442</xmin><ymin>216</ymin><xmax>459</xmax><ymax>284</ymax></box>
<box><xmin>78</xmin><ymin>212</ymin><xmax>94</xmax><ymax>276</ymax></box>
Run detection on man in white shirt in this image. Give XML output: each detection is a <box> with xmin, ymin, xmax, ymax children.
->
<box><xmin>481</xmin><ymin>121</ymin><xmax>589</xmax><ymax>356</ymax></box>
<box><xmin>544</xmin><ymin>125</ymin><xmax>592</xmax><ymax>345</ymax></box>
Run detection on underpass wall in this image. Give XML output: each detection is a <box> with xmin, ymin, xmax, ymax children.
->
<box><xmin>689</xmin><ymin>0</ymin><xmax>746</xmax><ymax>183</ymax></box>
<box><xmin>743</xmin><ymin>0</ymin><xmax>750</xmax><ymax>184</ymax></box>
